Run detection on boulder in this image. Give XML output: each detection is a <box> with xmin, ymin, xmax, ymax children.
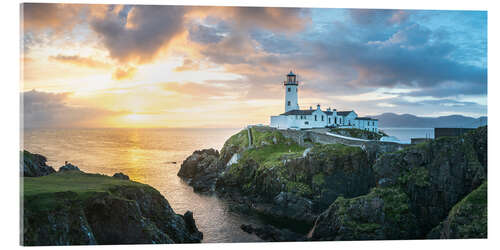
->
<box><xmin>59</xmin><ymin>163</ymin><xmax>81</xmax><ymax>172</ymax></box>
<box><xmin>21</xmin><ymin>150</ymin><xmax>56</xmax><ymax>177</ymax></box>
<box><xmin>112</xmin><ymin>172</ymin><xmax>129</xmax><ymax>180</ymax></box>
<box><xmin>240</xmin><ymin>224</ymin><xmax>307</xmax><ymax>242</ymax></box>
<box><xmin>183</xmin><ymin>211</ymin><xmax>203</xmax><ymax>240</ymax></box>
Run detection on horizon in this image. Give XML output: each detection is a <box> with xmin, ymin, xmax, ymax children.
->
<box><xmin>21</xmin><ymin>112</ymin><xmax>487</xmax><ymax>130</ymax></box>
<box><xmin>21</xmin><ymin>4</ymin><xmax>487</xmax><ymax>129</ymax></box>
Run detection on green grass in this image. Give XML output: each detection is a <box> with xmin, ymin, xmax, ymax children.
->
<box><xmin>23</xmin><ymin>171</ymin><xmax>153</xmax><ymax>212</ymax></box>
<box><xmin>241</xmin><ymin>143</ymin><xmax>305</xmax><ymax>169</ymax></box>
<box><xmin>251</xmin><ymin>128</ymin><xmax>289</xmax><ymax>146</ymax></box>
<box><xmin>311</xmin><ymin>143</ymin><xmax>363</xmax><ymax>157</ymax></box>
<box><xmin>220</xmin><ymin>129</ymin><xmax>249</xmax><ymax>156</ymax></box>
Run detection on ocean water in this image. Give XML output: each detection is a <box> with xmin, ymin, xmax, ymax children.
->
<box><xmin>22</xmin><ymin>128</ymin><xmax>264</xmax><ymax>243</ymax></box>
<box><xmin>380</xmin><ymin>127</ymin><xmax>434</xmax><ymax>143</ymax></box>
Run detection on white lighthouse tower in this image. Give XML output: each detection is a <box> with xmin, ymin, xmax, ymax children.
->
<box><xmin>284</xmin><ymin>71</ymin><xmax>299</xmax><ymax>112</ymax></box>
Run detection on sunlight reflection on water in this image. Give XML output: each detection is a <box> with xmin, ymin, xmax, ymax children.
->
<box><xmin>23</xmin><ymin>127</ymin><xmax>264</xmax><ymax>243</ymax></box>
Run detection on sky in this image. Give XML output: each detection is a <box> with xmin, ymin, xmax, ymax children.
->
<box><xmin>21</xmin><ymin>4</ymin><xmax>487</xmax><ymax>128</ymax></box>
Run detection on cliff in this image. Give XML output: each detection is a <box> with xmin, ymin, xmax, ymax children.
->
<box><xmin>179</xmin><ymin>127</ymin><xmax>379</xmax><ymax>231</ymax></box>
<box><xmin>310</xmin><ymin>126</ymin><xmax>487</xmax><ymax>240</ymax></box>
<box><xmin>178</xmin><ymin>126</ymin><xmax>487</xmax><ymax>241</ymax></box>
<box><xmin>22</xmin><ymin>152</ymin><xmax>202</xmax><ymax>245</ymax></box>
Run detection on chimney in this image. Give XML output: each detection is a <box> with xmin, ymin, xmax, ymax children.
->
<box><xmin>309</xmin><ymin>106</ymin><xmax>312</xmax><ymax>110</ymax></box>
<box><xmin>317</xmin><ymin>104</ymin><xmax>321</xmax><ymax>110</ymax></box>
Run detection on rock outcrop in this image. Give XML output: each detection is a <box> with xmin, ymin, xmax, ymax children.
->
<box><xmin>21</xmin><ymin>150</ymin><xmax>56</xmax><ymax>177</ymax></box>
<box><xmin>310</xmin><ymin>126</ymin><xmax>487</xmax><ymax>240</ymax></box>
<box><xmin>179</xmin><ymin>126</ymin><xmax>487</xmax><ymax>242</ymax></box>
<box><xmin>59</xmin><ymin>162</ymin><xmax>81</xmax><ymax>172</ymax></box>
<box><xmin>179</xmin><ymin>128</ymin><xmax>378</xmax><ymax>238</ymax></box>
<box><xmin>23</xmin><ymin>170</ymin><xmax>202</xmax><ymax>245</ymax></box>
<box><xmin>240</xmin><ymin>224</ymin><xmax>307</xmax><ymax>242</ymax></box>
<box><xmin>112</xmin><ymin>172</ymin><xmax>130</xmax><ymax>180</ymax></box>
<box><xmin>177</xmin><ymin>149</ymin><xmax>222</xmax><ymax>192</ymax></box>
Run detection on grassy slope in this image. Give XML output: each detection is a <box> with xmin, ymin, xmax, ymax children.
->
<box><xmin>23</xmin><ymin>171</ymin><xmax>155</xmax><ymax>212</ymax></box>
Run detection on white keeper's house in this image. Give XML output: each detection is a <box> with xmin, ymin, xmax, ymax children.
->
<box><xmin>270</xmin><ymin>71</ymin><xmax>378</xmax><ymax>132</ymax></box>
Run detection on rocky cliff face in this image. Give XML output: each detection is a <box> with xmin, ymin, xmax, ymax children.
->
<box><xmin>22</xmin><ymin>151</ymin><xmax>203</xmax><ymax>246</ymax></box>
<box><xmin>310</xmin><ymin>126</ymin><xmax>487</xmax><ymax>240</ymax></box>
<box><xmin>179</xmin><ymin>126</ymin><xmax>487</xmax><ymax>242</ymax></box>
<box><xmin>21</xmin><ymin>150</ymin><xmax>56</xmax><ymax>177</ymax></box>
<box><xmin>177</xmin><ymin>149</ymin><xmax>222</xmax><ymax>192</ymax></box>
<box><xmin>179</xmin><ymin>128</ymin><xmax>378</xmax><ymax>232</ymax></box>
<box><xmin>427</xmin><ymin>182</ymin><xmax>487</xmax><ymax>239</ymax></box>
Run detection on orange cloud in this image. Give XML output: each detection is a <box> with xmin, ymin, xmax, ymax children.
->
<box><xmin>163</xmin><ymin>82</ymin><xmax>231</xmax><ymax>97</ymax></box>
<box><xmin>49</xmin><ymin>54</ymin><xmax>111</xmax><ymax>69</ymax></box>
<box><xmin>112</xmin><ymin>67</ymin><xmax>137</xmax><ymax>81</ymax></box>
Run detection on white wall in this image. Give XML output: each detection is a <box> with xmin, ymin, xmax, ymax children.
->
<box><xmin>341</xmin><ymin>112</ymin><xmax>358</xmax><ymax>126</ymax></box>
<box><xmin>285</xmin><ymin>84</ymin><xmax>299</xmax><ymax>112</ymax></box>
<box><xmin>355</xmin><ymin>119</ymin><xmax>379</xmax><ymax>132</ymax></box>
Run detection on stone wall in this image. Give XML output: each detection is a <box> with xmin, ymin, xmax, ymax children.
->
<box><xmin>250</xmin><ymin>125</ymin><xmax>408</xmax><ymax>153</ymax></box>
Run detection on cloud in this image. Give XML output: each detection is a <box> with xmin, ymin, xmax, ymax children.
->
<box><xmin>163</xmin><ymin>82</ymin><xmax>231</xmax><ymax>97</ymax></box>
<box><xmin>21</xmin><ymin>3</ymin><xmax>84</xmax><ymax>32</ymax></box>
<box><xmin>49</xmin><ymin>54</ymin><xmax>111</xmax><ymax>69</ymax></box>
<box><xmin>188</xmin><ymin>6</ymin><xmax>311</xmax><ymax>32</ymax></box>
<box><xmin>90</xmin><ymin>5</ymin><xmax>187</xmax><ymax>64</ymax></box>
<box><xmin>367</xmin><ymin>24</ymin><xmax>431</xmax><ymax>47</ymax></box>
<box><xmin>188</xmin><ymin>23</ymin><xmax>226</xmax><ymax>44</ymax></box>
<box><xmin>349</xmin><ymin>9</ymin><xmax>409</xmax><ymax>26</ymax></box>
<box><xmin>22</xmin><ymin>90</ymin><xmax>127</xmax><ymax>128</ymax></box>
<box><xmin>112</xmin><ymin>67</ymin><xmax>137</xmax><ymax>80</ymax></box>
<box><xmin>174</xmin><ymin>59</ymin><xmax>200</xmax><ymax>72</ymax></box>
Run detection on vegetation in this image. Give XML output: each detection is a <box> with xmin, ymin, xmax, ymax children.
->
<box><xmin>23</xmin><ymin>171</ymin><xmax>155</xmax><ymax>212</ymax></box>
<box><xmin>446</xmin><ymin>181</ymin><xmax>487</xmax><ymax>238</ymax></box>
<box><xmin>220</xmin><ymin>129</ymin><xmax>249</xmax><ymax>157</ymax></box>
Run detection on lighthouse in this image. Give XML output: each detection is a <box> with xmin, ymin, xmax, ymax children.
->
<box><xmin>284</xmin><ymin>71</ymin><xmax>299</xmax><ymax>112</ymax></box>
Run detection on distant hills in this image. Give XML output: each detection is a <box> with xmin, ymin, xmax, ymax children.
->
<box><xmin>371</xmin><ymin>113</ymin><xmax>487</xmax><ymax>128</ymax></box>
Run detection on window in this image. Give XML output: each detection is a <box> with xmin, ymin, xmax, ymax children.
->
<box><xmin>329</xmin><ymin>117</ymin><xmax>331</xmax><ymax>123</ymax></box>
<box><xmin>305</xmin><ymin>121</ymin><xmax>309</xmax><ymax>125</ymax></box>
<box><xmin>314</xmin><ymin>115</ymin><xmax>317</xmax><ymax>121</ymax></box>
<box><xmin>288</xmin><ymin>87</ymin><xmax>291</xmax><ymax>92</ymax></box>
<box><xmin>287</xmin><ymin>101</ymin><xmax>291</xmax><ymax>106</ymax></box>
<box><xmin>321</xmin><ymin>115</ymin><xmax>324</xmax><ymax>121</ymax></box>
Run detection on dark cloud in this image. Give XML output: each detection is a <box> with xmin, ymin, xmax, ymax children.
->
<box><xmin>91</xmin><ymin>5</ymin><xmax>187</xmax><ymax>64</ymax></box>
<box><xmin>22</xmin><ymin>90</ymin><xmax>127</xmax><ymax>128</ymax></box>
<box><xmin>188</xmin><ymin>23</ymin><xmax>226</xmax><ymax>44</ymax></box>
<box><xmin>303</xmin><ymin>25</ymin><xmax>487</xmax><ymax>96</ymax></box>
<box><xmin>250</xmin><ymin>30</ymin><xmax>301</xmax><ymax>54</ymax></box>
<box><xmin>22</xmin><ymin>3</ymin><xmax>84</xmax><ymax>32</ymax></box>
<box><xmin>349</xmin><ymin>9</ymin><xmax>409</xmax><ymax>26</ymax></box>
<box><xmin>229</xmin><ymin>7</ymin><xmax>311</xmax><ymax>31</ymax></box>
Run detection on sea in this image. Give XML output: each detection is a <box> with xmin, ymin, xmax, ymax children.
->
<box><xmin>22</xmin><ymin>127</ymin><xmax>432</xmax><ymax>242</ymax></box>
